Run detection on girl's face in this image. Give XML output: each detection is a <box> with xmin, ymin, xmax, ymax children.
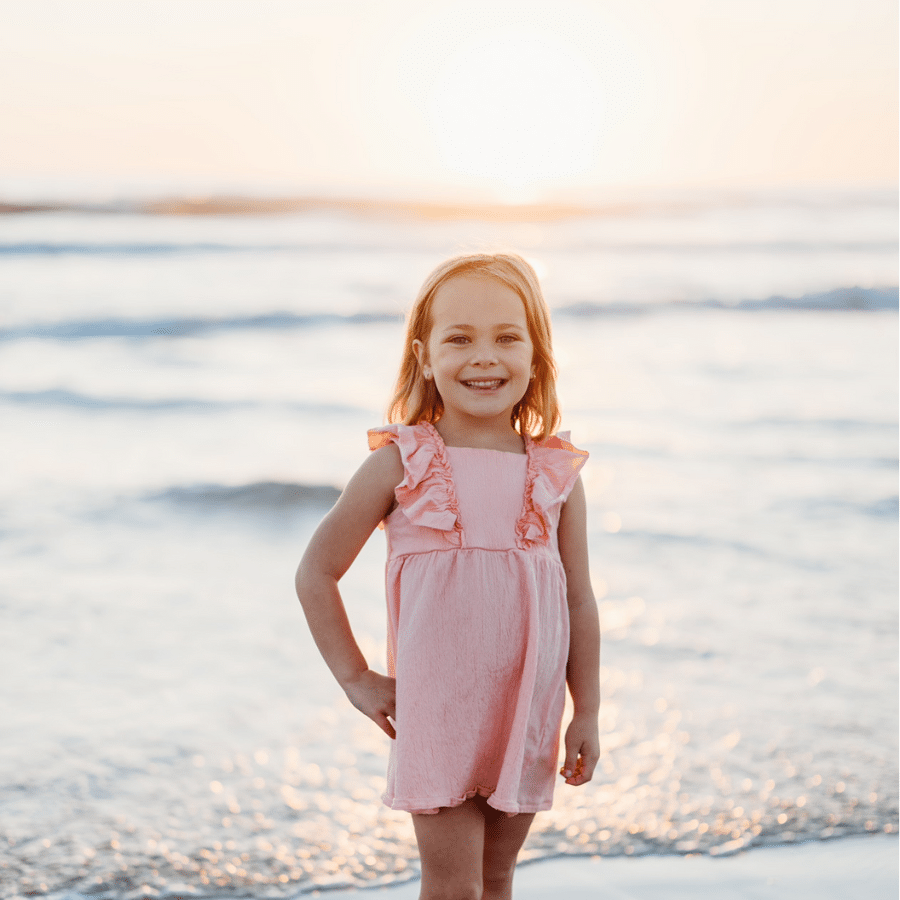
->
<box><xmin>413</xmin><ymin>274</ymin><xmax>534</xmax><ymax>431</ymax></box>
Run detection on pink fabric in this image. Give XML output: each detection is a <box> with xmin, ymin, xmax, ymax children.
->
<box><xmin>367</xmin><ymin>422</ymin><xmax>588</xmax><ymax>816</ymax></box>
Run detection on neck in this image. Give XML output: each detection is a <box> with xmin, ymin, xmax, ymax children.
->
<box><xmin>433</xmin><ymin>413</ymin><xmax>525</xmax><ymax>454</ymax></box>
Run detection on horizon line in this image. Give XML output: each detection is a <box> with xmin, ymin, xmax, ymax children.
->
<box><xmin>1</xmin><ymin>184</ymin><xmax>897</xmax><ymax>222</ymax></box>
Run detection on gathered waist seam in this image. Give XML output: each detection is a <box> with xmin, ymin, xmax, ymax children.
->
<box><xmin>388</xmin><ymin>547</ymin><xmax>561</xmax><ymax>561</ymax></box>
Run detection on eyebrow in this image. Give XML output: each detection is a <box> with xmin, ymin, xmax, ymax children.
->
<box><xmin>442</xmin><ymin>323</ymin><xmax>526</xmax><ymax>331</ymax></box>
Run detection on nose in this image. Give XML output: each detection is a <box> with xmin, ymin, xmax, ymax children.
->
<box><xmin>469</xmin><ymin>340</ymin><xmax>498</xmax><ymax>366</ymax></box>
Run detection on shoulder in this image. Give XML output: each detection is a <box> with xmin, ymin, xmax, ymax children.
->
<box><xmin>367</xmin><ymin>422</ymin><xmax>445</xmax><ymax>486</ymax></box>
<box><xmin>354</xmin><ymin>439</ymin><xmax>403</xmax><ymax>495</ymax></box>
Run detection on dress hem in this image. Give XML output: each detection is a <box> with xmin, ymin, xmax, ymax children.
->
<box><xmin>382</xmin><ymin>787</ymin><xmax>552</xmax><ymax>817</ymax></box>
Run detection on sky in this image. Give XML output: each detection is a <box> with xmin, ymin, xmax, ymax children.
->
<box><xmin>0</xmin><ymin>0</ymin><xmax>896</xmax><ymax>200</ymax></box>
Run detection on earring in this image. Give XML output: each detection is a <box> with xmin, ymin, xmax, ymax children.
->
<box><xmin>530</xmin><ymin>368</ymin><xmax>536</xmax><ymax>381</ymax></box>
<box><xmin>423</xmin><ymin>367</ymin><xmax>432</xmax><ymax>380</ymax></box>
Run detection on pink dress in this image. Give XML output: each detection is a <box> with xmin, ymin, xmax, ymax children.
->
<box><xmin>367</xmin><ymin>422</ymin><xmax>589</xmax><ymax>816</ymax></box>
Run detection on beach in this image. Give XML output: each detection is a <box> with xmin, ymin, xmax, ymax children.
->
<box><xmin>0</xmin><ymin>189</ymin><xmax>896</xmax><ymax>899</ymax></box>
<box><xmin>317</xmin><ymin>836</ymin><xmax>898</xmax><ymax>899</ymax></box>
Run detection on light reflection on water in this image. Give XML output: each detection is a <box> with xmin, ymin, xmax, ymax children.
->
<box><xmin>4</xmin><ymin>484</ymin><xmax>895</xmax><ymax>897</ymax></box>
<box><xmin>1</xmin><ymin>197</ymin><xmax>897</xmax><ymax>897</ymax></box>
<box><xmin>3</xmin><ymin>428</ymin><xmax>897</xmax><ymax>898</ymax></box>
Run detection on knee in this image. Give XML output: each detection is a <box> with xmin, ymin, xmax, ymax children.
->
<box><xmin>482</xmin><ymin>860</ymin><xmax>515</xmax><ymax>895</ymax></box>
<box><xmin>420</xmin><ymin>882</ymin><xmax>482</xmax><ymax>900</ymax></box>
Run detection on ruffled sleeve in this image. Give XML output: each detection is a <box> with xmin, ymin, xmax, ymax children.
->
<box><xmin>368</xmin><ymin>423</ymin><xmax>463</xmax><ymax>544</ymax></box>
<box><xmin>517</xmin><ymin>431</ymin><xmax>589</xmax><ymax>548</ymax></box>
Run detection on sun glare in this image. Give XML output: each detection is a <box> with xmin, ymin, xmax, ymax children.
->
<box><xmin>426</xmin><ymin>29</ymin><xmax>605</xmax><ymax>198</ymax></box>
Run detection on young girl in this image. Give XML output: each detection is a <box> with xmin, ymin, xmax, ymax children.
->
<box><xmin>295</xmin><ymin>252</ymin><xmax>600</xmax><ymax>900</ymax></box>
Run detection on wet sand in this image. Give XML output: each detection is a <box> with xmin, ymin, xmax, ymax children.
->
<box><xmin>313</xmin><ymin>835</ymin><xmax>897</xmax><ymax>899</ymax></box>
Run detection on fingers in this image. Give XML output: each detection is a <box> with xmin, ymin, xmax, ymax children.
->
<box><xmin>560</xmin><ymin>752</ymin><xmax>592</xmax><ymax>785</ymax></box>
<box><xmin>376</xmin><ymin>713</ymin><xmax>396</xmax><ymax>740</ymax></box>
<box><xmin>559</xmin><ymin>754</ymin><xmax>586</xmax><ymax>784</ymax></box>
<box><xmin>343</xmin><ymin>670</ymin><xmax>397</xmax><ymax>738</ymax></box>
<box><xmin>574</xmin><ymin>749</ymin><xmax>598</xmax><ymax>784</ymax></box>
<box><xmin>376</xmin><ymin>684</ymin><xmax>396</xmax><ymax>740</ymax></box>
<box><xmin>560</xmin><ymin>748</ymin><xmax>580</xmax><ymax>781</ymax></box>
<box><xmin>368</xmin><ymin>688</ymin><xmax>396</xmax><ymax>739</ymax></box>
<box><xmin>560</xmin><ymin>733</ymin><xmax>600</xmax><ymax>786</ymax></box>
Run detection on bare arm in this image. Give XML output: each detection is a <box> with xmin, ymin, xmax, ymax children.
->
<box><xmin>294</xmin><ymin>444</ymin><xmax>404</xmax><ymax>738</ymax></box>
<box><xmin>557</xmin><ymin>475</ymin><xmax>601</xmax><ymax>784</ymax></box>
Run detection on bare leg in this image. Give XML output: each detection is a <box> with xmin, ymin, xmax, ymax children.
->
<box><xmin>476</xmin><ymin>796</ymin><xmax>536</xmax><ymax>900</ymax></box>
<box><xmin>412</xmin><ymin>799</ymin><xmax>485</xmax><ymax>900</ymax></box>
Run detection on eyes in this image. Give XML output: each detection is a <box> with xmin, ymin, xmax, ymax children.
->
<box><xmin>445</xmin><ymin>333</ymin><xmax>522</xmax><ymax>345</ymax></box>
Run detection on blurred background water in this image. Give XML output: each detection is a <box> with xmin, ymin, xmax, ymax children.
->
<box><xmin>0</xmin><ymin>188</ymin><xmax>897</xmax><ymax>897</ymax></box>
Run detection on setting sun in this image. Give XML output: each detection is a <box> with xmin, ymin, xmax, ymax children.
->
<box><xmin>0</xmin><ymin>1</ymin><xmax>894</xmax><ymax>197</ymax></box>
<box><xmin>425</xmin><ymin>28</ymin><xmax>619</xmax><ymax>195</ymax></box>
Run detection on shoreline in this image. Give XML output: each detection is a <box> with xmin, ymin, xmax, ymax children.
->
<box><xmin>309</xmin><ymin>835</ymin><xmax>898</xmax><ymax>898</ymax></box>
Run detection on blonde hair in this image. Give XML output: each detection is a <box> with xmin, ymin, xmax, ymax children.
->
<box><xmin>387</xmin><ymin>252</ymin><xmax>560</xmax><ymax>440</ymax></box>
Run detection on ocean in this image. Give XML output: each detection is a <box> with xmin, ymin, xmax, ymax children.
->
<box><xmin>0</xmin><ymin>187</ymin><xmax>897</xmax><ymax>897</ymax></box>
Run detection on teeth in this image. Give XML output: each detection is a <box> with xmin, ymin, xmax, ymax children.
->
<box><xmin>464</xmin><ymin>379</ymin><xmax>504</xmax><ymax>388</ymax></box>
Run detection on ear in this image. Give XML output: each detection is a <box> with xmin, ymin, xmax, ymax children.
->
<box><xmin>412</xmin><ymin>339</ymin><xmax>427</xmax><ymax>368</ymax></box>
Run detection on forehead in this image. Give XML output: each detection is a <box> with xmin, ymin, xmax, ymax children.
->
<box><xmin>430</xmin><ymin>274</ymin><xmax>527</xmax><ymax>329</ymax></box>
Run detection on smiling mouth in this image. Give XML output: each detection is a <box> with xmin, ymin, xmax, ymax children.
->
<box><xmin>462</xmin><ymin>378</ymin><xmax>507</xmax><ymax>391</ymax></box>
